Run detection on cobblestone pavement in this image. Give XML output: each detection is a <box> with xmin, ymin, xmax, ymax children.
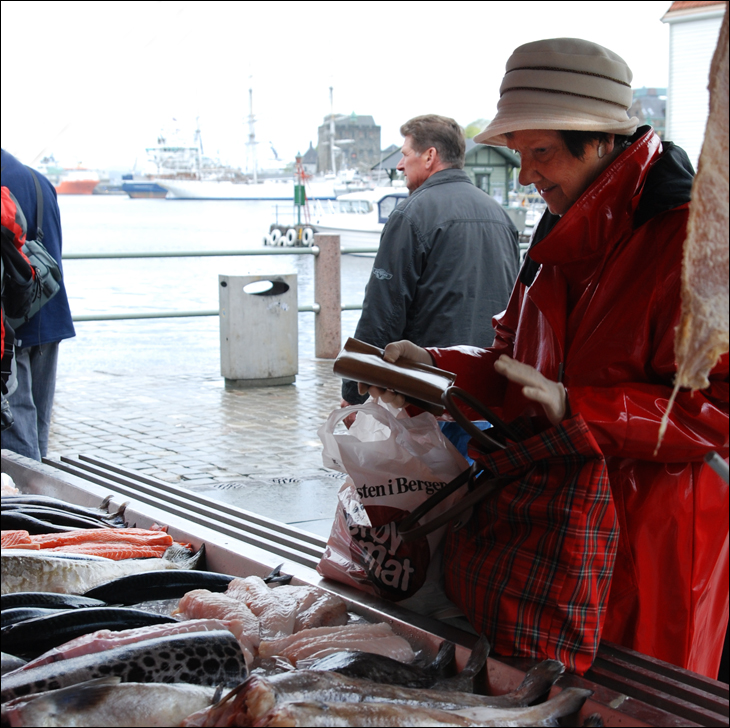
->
<box><xmin>46</xmin><ymin>358</ymin><xmax>348</xmax><ymax>537</ymax></box>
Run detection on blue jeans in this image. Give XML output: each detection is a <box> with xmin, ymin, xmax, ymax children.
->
<box><xmin>3</xmin><ymin>343</ymin><xmax>59</xmax><ymax>461</ymax></box>
<box><xmin>439</xmin><ymin>420</ymin><xmax>492</xmax><ymax>465</ymax></box>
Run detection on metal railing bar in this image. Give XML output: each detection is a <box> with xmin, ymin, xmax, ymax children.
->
<box><xmin>71</xmin><ymin>302</ymin><xmax>355</xmax><ymax>322</ymax></box>
<box><xmin>62</xmin><ymin>242</ymin><xmax>369</xmax><ymax>324</ymax></box>
<box><xmin>63</xmin><ymin>247</ymin><xmax>321</xmax><ymax>260</ymax></box>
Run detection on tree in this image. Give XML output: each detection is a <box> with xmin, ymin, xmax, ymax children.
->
<box><xmin>464</xmin><ymin>119</ymin><xmax>490</xmax><ymax>139</ymax></box>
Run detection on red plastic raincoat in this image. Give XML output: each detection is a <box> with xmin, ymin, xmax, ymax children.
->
<box><xmin>431</xmin><ymin>129</ymin><xmax>729</xmax><ymax>677</ymax></box>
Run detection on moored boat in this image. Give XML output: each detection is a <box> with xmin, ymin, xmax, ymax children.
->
<box><xmin>310</xmin><ymin>187</ymin><xmax>408</xmax><ymax>250</ymax></box>
<box><xmin>121</xmin><ymin>181</ymin><xmax>168</xmax><ymax>199</ymax></box>
<box><xmin>159</xmin><ymin>177</ymin><xmax>338</xmax><ymax>201</ymax></box>
<box><xmin>55</xmin><ymin>169</ymin><xmax>100</xmax><ymax>195</ymax></box>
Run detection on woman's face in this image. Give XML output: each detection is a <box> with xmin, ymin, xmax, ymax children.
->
<box><xmin>505</xmin><ymin>130</ymin><xmax>613</xmax><ymax>216</ymax></box>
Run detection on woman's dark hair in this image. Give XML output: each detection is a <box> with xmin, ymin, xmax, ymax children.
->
<box><xmin>559</xmin><ymin>131</ymin><xmax>632</xmax><ymax>160</ymax></box>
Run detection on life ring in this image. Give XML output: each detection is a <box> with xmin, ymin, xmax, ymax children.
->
<box><xmin>302</xmin><ymin>227</ymin><xmax>314</xmax><ymax>246</ymax></box>
<box><xmin>270</xmin><ymin>228</ymin><xmax>282</xmax><ymax>245</ymax></box>
<box><xmin>263</xmin><ymin>234</ymin><xmax>272</xmax><ymax>246</ymax></box>
<box><xmin>286</xmin><ymin>228</ymin><xmax>298</xmax><ymax>245</ymax></box>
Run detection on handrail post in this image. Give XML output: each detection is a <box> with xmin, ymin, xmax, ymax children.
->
<box><xmin>313</xmin><ymin>233</ymin><xmax>341</xmax><ymax>358</ymax></box>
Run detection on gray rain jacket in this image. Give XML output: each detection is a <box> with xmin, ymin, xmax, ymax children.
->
<box><xmin>342</xmin><ymin>168</ymin><xmax>520</xmax><ymax>404</ymax></box>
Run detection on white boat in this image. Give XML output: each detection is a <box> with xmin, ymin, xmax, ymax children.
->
<box><xmin>310</xmin><ymin>186</ymin><xmax>408</xmax><ymax>250</ymax></box>
<box><xmin>159</xmin><ymin>176</ymin><xmax>339</xmax><ymax>201</ymax></box>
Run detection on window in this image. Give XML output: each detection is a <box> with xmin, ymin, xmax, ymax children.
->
<box><xmin>378</xmin><ymin>195</ymin><xmax>404</xmax><ymax>223</ymax></box>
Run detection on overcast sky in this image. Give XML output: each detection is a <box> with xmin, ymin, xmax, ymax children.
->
<box><xmin>1</xmin><ymin>1</ymin><xmax>674</xmax><ymax>171</ymax></box>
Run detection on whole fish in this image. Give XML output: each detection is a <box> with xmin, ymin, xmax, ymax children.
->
<box><xmin>1</xmin><ymin>511</ymin><xmax>79</xmax><ymax>534</ymax></box>
<box><xmin>2</xmin><ymin>606</ymin><xmax>69</xmax><ymax>629</ymax></box>
<box><xmin>1</xmin><ymin>652</ymin><xmax>27</xmax><ymax>676</ymax></box>
<box><xmin>1</xmin><ymin>506</ymin><xmax>118</xmax><ymax>530</ymax></box>
<box><xmin>1</xmin><ymin>494</ymin><xmax>127</xmax><ymax>525</ymax></box>
<box><xmin>0</xmin><ymin>591</ymin><xmax>107</xmax><ymax>611</ymax></box>
<box><xmin>305</xmin><ymin>635</ymin><xmax>486</xmax><ymax>691</ymax></box>
<box><xmin>20</xmin><ymin>618</ymin><xmax>237</xmax><ymax>671</ymax></box>
<box><xmin>1</xmin><ymin>629</ymin><xmax>248</xmax><ymax>703</ymax></box>
<box><xmin>1</xmin><ymin>607</ymin><xmax>176</xmax><ymax>659</ymax></box>
<box><xmin>1</xmin><ymin>676</ymin><xmax>218</xmax><ymax>727</ymax></box>
<box><xmin>250</xmin><ymin>687</ymin><xmax>593</xmax><ymax>727</ymax></box>
<box><xmin>181</xmin><ymin>663</ymin><xmax>567</xmax><ymax>727</ymax></box>
<box><xmin>83</xmin><ymin>569</ymin><xmax>236</xmax><ymax>605</ymax></box>
<box><xmin>1</xmin><ymin>545</ymin><xmax>204</xmax><ymax>595</ymax></box>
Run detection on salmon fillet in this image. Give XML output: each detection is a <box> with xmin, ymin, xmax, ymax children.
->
<box><xmin>1</xmin><ymin>530</ymin><xmax>34</xmax><ymax>548</ymax></box>
<box><xmin>30</xmin><ymin>528</ymin><xmax>174</xmax><ymax>548</ymax></box>
<box><xmin>40</xmin><ymin>544</ymin><xmax>170</xmax><ymax>559</ymax></box>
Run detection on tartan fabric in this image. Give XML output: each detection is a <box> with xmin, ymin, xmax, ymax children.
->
<box><xmin>443</xmin><ymin>414</ymin><xmax>618</xmax><ymax>674</ymax></box>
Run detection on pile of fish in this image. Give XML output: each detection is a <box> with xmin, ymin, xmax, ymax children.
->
<box><xmin>2</xmin><ymin>494</ymin><xmax>128</xmax><ymax>534</ymax></box>
<box><xmin>0</xmin><ymin>484</ymin><xmax>597</xmax><ymax>726</ymax></box>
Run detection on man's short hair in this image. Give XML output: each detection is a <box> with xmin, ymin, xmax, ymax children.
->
<box><xmin>400</xmin><ymin>115</ymin><xmax>465</xmax><ymax>169</ymax></box>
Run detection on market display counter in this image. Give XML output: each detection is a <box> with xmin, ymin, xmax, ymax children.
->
<box><xmin>2</xmin><ymin>449</ymin><xmax>728</xmax><ymax>727</ymax></box>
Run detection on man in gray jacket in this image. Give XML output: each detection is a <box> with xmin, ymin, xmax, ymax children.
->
<box><xmin>342</xmin><ymin>115</ymin><xmax>520</xmax><ymax>414</ymax></box>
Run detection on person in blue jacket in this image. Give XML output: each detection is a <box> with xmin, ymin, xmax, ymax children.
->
<box><xmin>1</xmin><ymin>148</ymin><xmax>75</xmax><ymax>460</ymax></box>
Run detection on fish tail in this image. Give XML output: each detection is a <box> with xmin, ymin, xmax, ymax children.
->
<box><xmin>263</xmin><ymin>564</ymin><xmax>293</xmax><ymax>585</ymax></box>
<box><xmin>540</xmin><ymin>687</ymin><xmax>593</xmax><ymax>723</ymax></box>
<box><xmin>430</xmin><ymin>634</ymin><xmax>490</xmax><ymax>693</ymax></box>
<box><xmin>516</xmin><ymin>660</ymin><xmax>565</xmax><ymax>706</ymax></box>
<box><xmin>164</xmin><ymin>543</ymin><xmax>206</xmax><ymax>569</ymax></box>
<box><xmin>188</xmin><ymin>677</ymin><xmax>262</xmax><ymax>727</ymax></box>
<box><xmin>429</xmin><ymin>640</ymin><xmax>456</xmax><ymax>677</ymax></box>
<box><xmin>460</xmin><ymin>634</ymin><xmax>490</xmax><ymax>679</ymax></box>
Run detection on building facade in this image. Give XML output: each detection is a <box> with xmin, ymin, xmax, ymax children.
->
<box><xmin>317</xmin><ymin>114</ymin><xmax>382</xmax><ymax>175</ymax></box>
<box><xmin>662</xmin><ymin>0</ymin><xmax>727</xmax><ymax>167</ymax></box>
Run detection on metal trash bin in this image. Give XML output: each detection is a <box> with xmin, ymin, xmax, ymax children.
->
<box><xmin>503</xmin><ymin>206</ymin><xmax>528</xmax><ymax>233</ymax></box>
<box><xmin>219</xmin><ymin>274</ymin><xmax>298</xmax><ymax>388</ymax></box>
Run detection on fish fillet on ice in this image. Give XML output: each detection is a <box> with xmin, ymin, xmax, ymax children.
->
<box><xmin>258</xmin><ymin>622</ymin><xmax>415</xmax><ymax>664</ymax></box>
<box><xmin>174</xmin><ymin>588</ymin><xmax>260</xmax><ymax>664</ymax></box>
<box><xmin>226</xmin><ymin>576</ymin><xmax>347</xmax><ymax>636</ymax></box>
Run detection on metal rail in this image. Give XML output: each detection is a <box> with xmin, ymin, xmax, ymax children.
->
<box><xmin>62</xmin><ymin>241</ymin><xmax>529</xmax><ymax>324</ymax></box>
<box><xmin>63</xmin><ymin>244</ymin><xmax>375</xmax><ymax>323</ymax></box>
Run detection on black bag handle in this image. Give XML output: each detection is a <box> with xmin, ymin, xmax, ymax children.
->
<box><xmin>398</xmin><ymin>462</ymin><xmax>477</xmax><ymax>533</ymax></box>
<box><xmin>398</xmin><ymin>469</ymin><xmax>531</xmax><ymax>543</ymax></box>
<box><xmin>441</xmin><ymin>386</ymin><xmax>521</xmax><ymax>451</ymax></box>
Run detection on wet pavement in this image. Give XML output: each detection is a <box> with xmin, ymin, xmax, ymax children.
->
<box><xmin>46</xmin><ymin>346</ymin><xmax>352</xmax><ymax>539</ymax></box>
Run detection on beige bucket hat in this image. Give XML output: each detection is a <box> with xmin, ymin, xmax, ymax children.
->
<box><xmin>475</xmin><ymin>38</ymin><xmax>640</xmax><ymax>147</ymax></box>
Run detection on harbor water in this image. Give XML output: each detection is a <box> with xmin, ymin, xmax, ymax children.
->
<box><xmin>56</xmin><ymin>195</ymin><xmax>374</xmax><ymax>375</ymax></box>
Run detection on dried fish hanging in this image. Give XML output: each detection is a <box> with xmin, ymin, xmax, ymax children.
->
<box><xmin>658</xmin><ymin>9</ymin><xmax>729</xmax><ymax>451</ymax></box>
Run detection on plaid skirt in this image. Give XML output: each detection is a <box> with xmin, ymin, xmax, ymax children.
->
<box><xmin>444</xmin><ymin>414</ymin><xmax>618</xmax><ymax>674</ymax></box>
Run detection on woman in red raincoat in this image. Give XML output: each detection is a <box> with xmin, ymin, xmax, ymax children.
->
<box><xmin>362</xmin><ymin>38</ymin><xmax>729</xmax><ymax>678</ymax></box>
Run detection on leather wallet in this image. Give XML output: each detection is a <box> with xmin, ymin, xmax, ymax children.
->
<box><xmin>333</xmin><ymin>338</ymin><xmax>457</xmax><ymax>415</ymax></box>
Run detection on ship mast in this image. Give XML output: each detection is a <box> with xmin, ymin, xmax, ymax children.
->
<box><xmin>329</xmin><ymin>86</ymin><xmax>336</xmax><ymax>175</ymax></box>
<box><xmin>247</xmin><ymin>87</ymin><xmax>258</xmax><ymax>184</ymax></box>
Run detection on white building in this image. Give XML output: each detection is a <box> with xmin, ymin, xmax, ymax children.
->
<box><xmin>662</xmin><ymin>1</ymin><xmax>727</xmax><ymax>168</ymax></box>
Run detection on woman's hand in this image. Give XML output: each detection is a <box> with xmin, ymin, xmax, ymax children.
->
<box><xmin>356</xmin><ymin>340</ymin><xmax>432</xmax><ymax>409</ymax></box>
<box><xmin>493</xmin><ymin>355</ymin><xmax>567</xmax><ymax>425</ymax></box>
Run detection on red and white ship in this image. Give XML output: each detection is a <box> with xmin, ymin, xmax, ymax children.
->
<box><xmin>55</xmin><ymin>168</ymin><xmax>100</xmax><ymax>195</ymax></box>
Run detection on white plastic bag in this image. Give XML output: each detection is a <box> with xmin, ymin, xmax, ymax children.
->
<box><xmin>317</xmin><ymin>401</ymin><xmax>467</xmax><ymax>613</ymax></box>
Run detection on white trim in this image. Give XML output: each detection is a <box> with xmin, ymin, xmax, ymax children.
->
<box><xmin>662</xmin><ymin>4</ymin><xmax>726</xmax><ymax>24</ymax></box>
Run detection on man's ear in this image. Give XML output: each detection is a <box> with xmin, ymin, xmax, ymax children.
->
<box><xmin>423</xmin><ymin>146</ymin><xmax>438</xmax><ymax>169</ymax></box>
